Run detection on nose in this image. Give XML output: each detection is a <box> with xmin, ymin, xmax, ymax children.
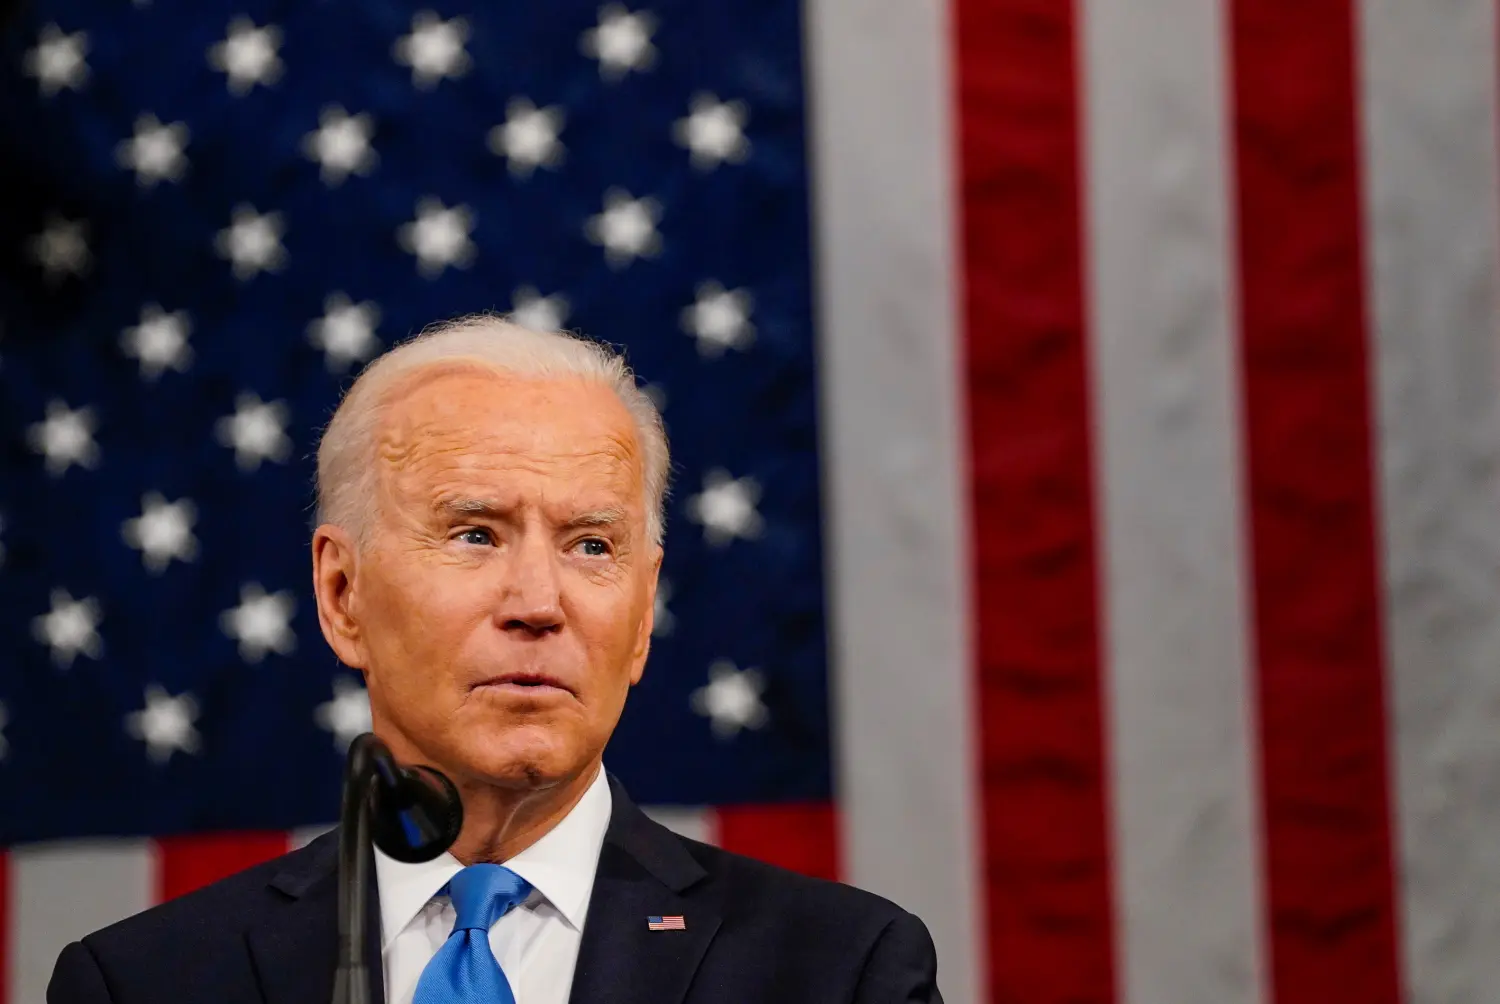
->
<box><xmin>494</xmin><ymin>531</ymin><xmax>564</xmax><ymax>636</ymax></box>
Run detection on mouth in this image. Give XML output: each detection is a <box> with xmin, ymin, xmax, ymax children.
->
<box><xmin>470</xmin><ymin>673</ymin><xmax>576</xmax><ymax>698</ymax></box>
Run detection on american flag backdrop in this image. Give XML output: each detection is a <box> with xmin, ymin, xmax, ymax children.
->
<box><xmin>3</xmin><ymin>0</ymin><xmax>1500</xmax><ymax>1003</ymax></box>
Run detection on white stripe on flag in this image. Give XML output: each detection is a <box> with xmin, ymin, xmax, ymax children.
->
<box><xmin>1079</xmin><ymin>2</ymin><xmax>1268</xmax><ymax>1003</ymax></box>
<box><xmin>289</xmin><ymin>824</ymin><xmax>335</xmax><ymax>850</ymax></box>
<box><xmin>8</xmin><ymin>840</ymin><xmax>153</xmax><ymax>1004</ymax></box>
<box><xmin>802</xmin><ymin>1</ymin><xmax>983</xmax><ymax>1002</ymax></box>
<box><xmin>1357</xmin><ymin>2</ymin><xmax>1500</xmax><ymax>1000</ymax></box>
<box><xmin>639</xmin><ymin>807</ymin><xmax>715</xmax><ymax>847</ymax></box>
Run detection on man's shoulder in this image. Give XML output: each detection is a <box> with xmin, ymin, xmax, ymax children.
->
<box><xmin>668</xmin><ymin>829</ymin><xmax>912</xmax><ymax>931</ymax></box>
<box><xmin>81</xmin><ymin>833</ymin><xmax>330</xmax><ymax>955</ymax></box>
<box><xmin>628</xmin><ymin>823</ymin><xmax>940</xmax><ymax>1000</ymax></box>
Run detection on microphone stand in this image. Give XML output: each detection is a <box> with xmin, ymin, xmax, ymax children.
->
<box><xmin>332</xmin><ymin>735</ymin><xmax>380</xmax><ymax>1004</ymax></box>
<box><xmin>332</xmin><ymin>733</ymin><xmax>465</xmax><ymax>1004</ymax></box>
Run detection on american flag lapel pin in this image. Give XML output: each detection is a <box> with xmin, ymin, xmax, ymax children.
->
<box><xmin>647</xmin><ymin>915</ymin><xmax>686</xmax><ymax>931</ymax></box>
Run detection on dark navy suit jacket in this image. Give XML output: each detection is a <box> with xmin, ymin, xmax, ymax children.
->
<box><xmin>46</xmin><ymin>776</ymin><xmax>943</xmax><ymax>1003</ymax></box>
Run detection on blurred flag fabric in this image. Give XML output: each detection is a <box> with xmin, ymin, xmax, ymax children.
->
<box><xmin>4</xmin><ymin>2</ymin><xmax>1500</xmax><ymax>1004</ymax></box>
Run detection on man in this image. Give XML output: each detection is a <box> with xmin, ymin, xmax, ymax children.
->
<box><xmin>47</xmin><ymin>316</ymin><xmax>943</xmax><ymax>1004</ymax></box>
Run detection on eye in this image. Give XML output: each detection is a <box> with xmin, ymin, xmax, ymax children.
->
<box><xmin>575</xmin><ymin>537</ymin><xmax>612</xmax><ymax>558</ymax></box>
<box><xmin>456</xmin><ymin>527</ymin><xmax>495</xmax><ymax>546</ymax></box>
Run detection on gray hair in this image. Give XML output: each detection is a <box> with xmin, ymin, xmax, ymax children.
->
<box><xmin>315</xmin><ymin>313</ymin><xmax>671</xmax><ymax>547</ymax></box>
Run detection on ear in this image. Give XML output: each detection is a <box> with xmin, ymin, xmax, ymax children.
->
<box><xmin>311</xmin><ymin>523</ymin><xmax>369</xmax><ymax>670</ymax></box>
<box><xmin>627</xmin><ymin>546</ymin><xmax>663</xmax><ymax>687</ymax></box>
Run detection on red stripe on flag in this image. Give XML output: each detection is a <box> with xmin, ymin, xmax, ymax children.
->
<box><xmin>713</xmin><ymin>803</ymin><xmax>839</xmax><ymax>883</ymax></box>
<box><xmin>953</xmin><ymin>2</ymin><xmax>1116</xmax><ymax>1002</ymax></box>
<box><xmin>154</xmin><ymin>831</ymin><xmax>290</xmax><ymax>902</ymax></box>
<box><xmin>1228</xmin><ymin>3</ymin><xmax>1404</xmax><ymax>1003</ymax></box>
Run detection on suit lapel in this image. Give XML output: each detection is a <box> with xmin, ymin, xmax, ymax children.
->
<box><xmin>245</xmin><ymin>832</ymin><xmax>386</xmax><ymax>1004</ymax></box>
<box><xmin>568</xmin><ymin>779</ymin><xmax>721</xmax><ymax>1004</ymax></box>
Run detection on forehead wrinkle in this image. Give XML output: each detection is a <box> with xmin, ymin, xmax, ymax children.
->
<box><xmin>425</xmin><ymin>458</ymin><xmax>639</xmax><ymax>509</ymax></box>
<box><xmin>381</xmin><ymin>409</ymin><xmax>639</xmax><ymax>469</ymax></box>
<box><xmin>433</xmin><ymin>496</ymin><xmax>631</xmax><ymax>534</ymax></box>
<box><xmin>402</xmin><ymin>447</ymin><xmax>643</xmax><ymax>529</ymax></box>
<box><xmin>371</xmin><ymin>370</ymin><xmax>647</xmax><ymax>519</ymax></box>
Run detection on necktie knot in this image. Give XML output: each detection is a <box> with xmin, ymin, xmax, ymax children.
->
<box><xmin>447</xmin><ymin>864</ymin><xmax>532</xmax><ymax>932</ymax></box>
<box><xmin>412</xmin><ymin>864</ymin><xmax>530</xmax><ymax>1004</ymax></box>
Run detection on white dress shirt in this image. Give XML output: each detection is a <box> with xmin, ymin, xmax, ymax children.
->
<box><xmin>374</xmin><ymin>765</ymin><xmax>613</xmax><ymax>1004</ymax></box>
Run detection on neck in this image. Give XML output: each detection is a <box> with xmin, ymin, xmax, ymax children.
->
<box><xmin>445</xmin><ymin>760</ymin><xmax>602</xmax><ymax>865</ymax></box>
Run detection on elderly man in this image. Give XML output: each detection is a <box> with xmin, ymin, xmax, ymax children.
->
<box><xmin>47</xmin><ymin>316</ymin><xmax>943</xmax><ymax>1004</ymax></box>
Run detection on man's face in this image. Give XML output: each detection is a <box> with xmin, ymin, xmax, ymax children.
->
<box><xmin>324</xmin><ymin>368</ymin><xmax>659</xmax><ymax>791</ymax></box>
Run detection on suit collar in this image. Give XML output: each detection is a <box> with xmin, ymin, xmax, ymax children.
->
<box><xmin>249</xmin><ymin>831</ymin><xmax>385</xmax><ymax>1004</ymax></box>
<box><xmin>266</xmin><ymin>830</ymin><xmax>339</xmax><ymax>898</ymax></box>
<box><xmin>567</xmin><ymin>775</ymin><xmax>720</xmax><ymax>1004</ymax></box>
<box><xmin>372</xmin><ymin>762</ymin><xmax>613</xmax><ymax>947</ymax></box>
<box><xmin>597</xmin><ymin>774</ymin><xmax>709</xmax><ymax>894</ymax></box>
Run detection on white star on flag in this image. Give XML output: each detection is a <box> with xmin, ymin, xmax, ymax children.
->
<box><xmin>315</xmin><ymin>676</ymin><xmax>373</xmax><ymax>751</ymax></box>
<box><xmin>27</xmin><ymin>400</ymin><xmax>100</xmax><ymax>477</ymax></box>
<box><xmin>115</xmin><ymin>114</ymin><xmax>189</xmax><ymax>187</ymax></box>
<box><xmin>653</xmin><ymin>577</ymin><xmax>675</xmax><ymax>637</ymax></box>
<box><xmin>32</xmin><ymin>588</ymin><xmax>103</xmax><ymax>669</ymax></box>
<box><xmin>690</xmin><ymin>660</ymin><xmax>769</xmax><ymax>739</ymax></box>
<box><xmin>23</xmin><ymin>24</ymin><xmax>89</xmax><ymax>97</ymax></box>
<box><xmin>215</xmin><ymin>392</ymin><xmax>292</xmax><ymax>471</ymax></box>
<box><xmin>208</xmin><ymin>18</ymin><xmax>283</xmax><ymax>95</ymax></box>
<box><xmin>215</xmin><ymin>204</ymin><xmax>287</xmax><ymax>280</ymax></box>
<box><xmin>585</xmin><ymin>189</ymin><xmax>662</xmax><ymax>269</ymax></box>
<box><xmin>398</xmin><ymin>198</ymin><xmax>476</xmax><ymax>277</ymax></box>
<box><xmin>581</xmin><ymin>4</ymin><xmax>657</xmax><ymax>81</ymax></box>
<box><xmin>687</xmin><ymin>469</ymin><xmax>765</xmax><ymax>546</ymax></box>
<box><xmin>220</xmin><ymin>583</ymin><xmax>297</xmax><ymax>663</ymax></box>
<box><xmin>121</xmin><ymin>304</ymin><xmax>193</xmax><ymax>381</ymax></box>
<box><xmin>301</xmin><ymin>106</ymin><xmax>377</xmax><ymax>186</ymax></box>
<box><xmin>682</xmin><ymin>281</ymin><xmax>756</xmax><ymax>357</ymax></box>
<box><xmin>125</xmin><ymin>685</ymin><xmax>201</xmax><ymax>765</ymax></box>
<box><xmin>510</xmin><ymin>286</ymin><xmax>570</xmax><ymax>331</ymax></box>
<box><xmin>673</xmin><ymin>94</ymin><xmax>751</xmax><ymax>170</ymax></box>
<box><xmin>487</xmin><ymin>99</ymin><xmax>566</xmax><ymax>177</ymax></box>
<box><xmin>28</xmin><ymin>215</ymin><xmax>90</xmax><ymax>283</ymax></box>
<box><xmin>0</xmin><ymin>700</ymin><xmax>8</xmax><ymax>762</ymax></box>
<box><xmin>308</xmin><ymin>293</ymin><xmax>381</xmax><ymax>372</ymax></box>
<box><xmin>393</xmin><ymin>12</ymin><xmax>471</xmax><ymax>89</ymax></box>
<box><xmin>121</xmin><ymin>493</ymin><xmax>199</xmax><ymax>574</ymax></box>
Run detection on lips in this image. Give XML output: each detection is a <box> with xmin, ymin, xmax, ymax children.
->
<box><xmin>471</xmin><ymin>672</ymin><xmax>575</xmax><ymax>697</ymax></box>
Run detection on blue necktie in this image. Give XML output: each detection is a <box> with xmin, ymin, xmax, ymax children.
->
<box><xmin>412</xmin><ymin>864</ymin><xmax>532</xmax><ymax>1004</ymax></box>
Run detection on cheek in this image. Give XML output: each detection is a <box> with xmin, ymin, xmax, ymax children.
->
<box><xmin>361</xmin><ymin>563</ymin><xmax>473</xmax><ymax>677</ymax></box>
<box><xmin>574</xmin><ymin>589</ymin><xmax>648</xmax><ymax>680</ymax></box>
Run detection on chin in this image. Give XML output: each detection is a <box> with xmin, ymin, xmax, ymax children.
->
<box><xmin>457</xmin><ymin>723</ymin><xmax>590</xmax><ymax>791</ymax></box>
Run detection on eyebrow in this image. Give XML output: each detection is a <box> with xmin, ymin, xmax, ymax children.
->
<box><xmin>436</xmin><ymin>498</ymin><xmax>628</xmax><ymax>531</ymax></box>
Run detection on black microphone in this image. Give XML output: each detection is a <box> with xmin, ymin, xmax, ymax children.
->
<box><xmin>365</xmin><ymin>742</ymin><xmax>465</xmax><ymax>863</ymax></box>
<box><xmin>333</xmin><ymin>733</ymin><xmax>464</xmax><ymax>1004</ymax></box>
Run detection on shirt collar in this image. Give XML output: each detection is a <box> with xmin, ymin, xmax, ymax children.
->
<box><xmin>373</xmin><ymin>764</ymin><xmax>613</xmax><ymax>949</ymax></box>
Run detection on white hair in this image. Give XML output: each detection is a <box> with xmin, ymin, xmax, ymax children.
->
<box><xmin>315</xmin><ymin>313</ymin><xmax>671</xmax><ymax>547</ymax></box>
